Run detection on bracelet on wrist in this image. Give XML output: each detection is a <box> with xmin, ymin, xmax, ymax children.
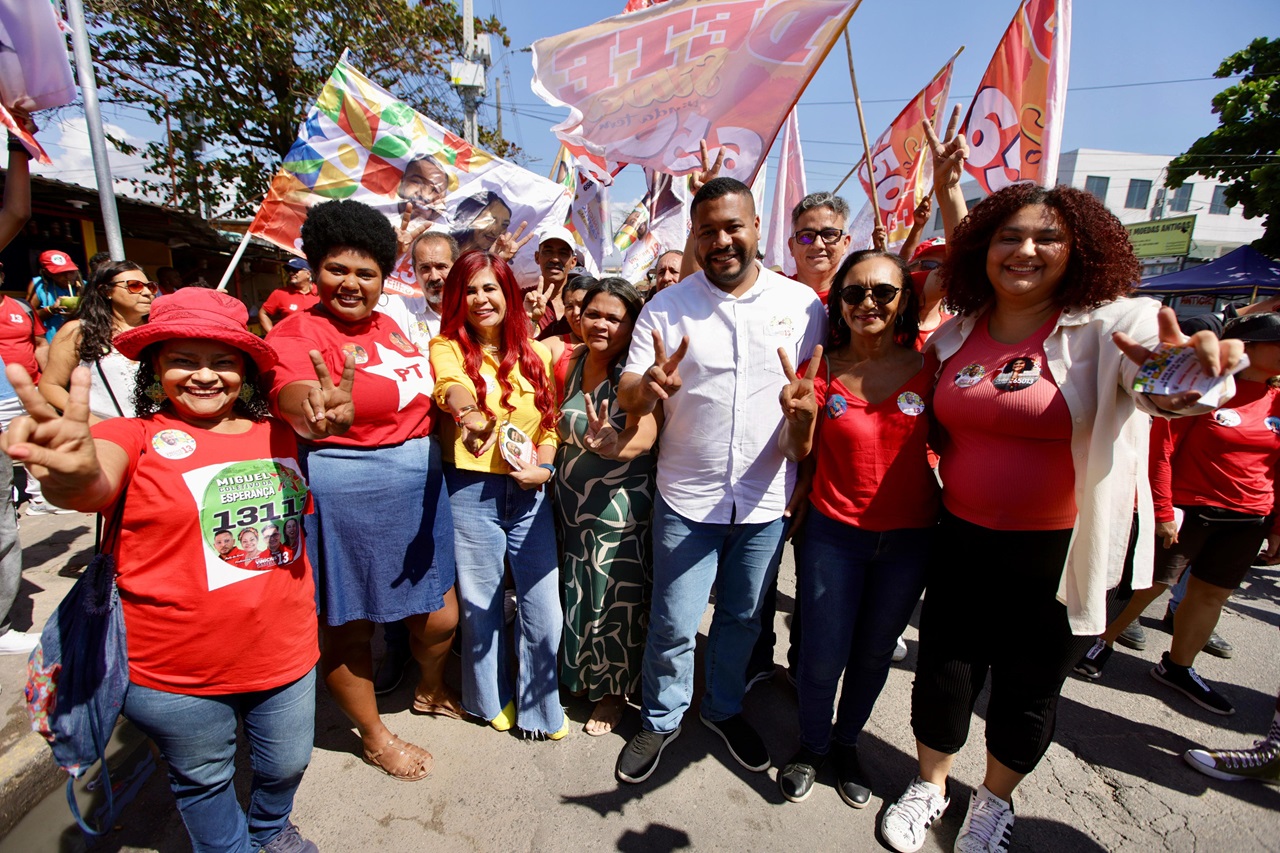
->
<box><xmin>7</xmin><ymin>135</ymin><xmax>28</xmax><ymax>156</ymax></box>
<box><xmin>454</xmin><ymin>404</ymin><xmax>479</xmax><ymax>427</ymax></box>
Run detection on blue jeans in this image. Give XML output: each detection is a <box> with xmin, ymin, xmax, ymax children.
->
<box><xmin>123</xmin><ymin>670</ymin><xmax>316</xmax><ymax>853</ymax></box>
<box><xmin>444</xmin><ymin>467</ymin><xmax>564</xmax><ymax>735</ymax></box>
<box><xmin>641</xmin><ymin>493</ymin><xmax>787</xmax><ymax>733</ymax></box>
<box><xmin>798</xmin><ymin>506</ymin><xmax>931</xmax><ymax>754</ymax></box>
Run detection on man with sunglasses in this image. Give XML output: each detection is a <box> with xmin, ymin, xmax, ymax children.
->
<box><xmin>787</xmin><ymin>192</ymin><xmax>853</xmax><ymax>304</ymax></box>
<box><xmin>615</xmin><ymin>177</ymin><xmax>826</xmax><ymax>786</ymax></box>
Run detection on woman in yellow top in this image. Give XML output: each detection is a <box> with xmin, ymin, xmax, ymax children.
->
<box><xmin>429</xmin><ymin>251</ymin><xmax>565</xmax><ymax>738</ymax></box>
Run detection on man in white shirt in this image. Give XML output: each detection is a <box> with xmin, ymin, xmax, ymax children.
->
<box><xmin>614</xmin><ymin>177</ymin><xmax>826</xmax><ymax>784</ymax></box>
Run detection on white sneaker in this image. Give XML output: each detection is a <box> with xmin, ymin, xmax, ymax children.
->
<box><xmin>954</xmin><ymin>785</ymin><xmax>1015</xmax><ymax>853</ymax></box>
<box><xmin>0</xmin><ymin>630</ymin><xmax>39</xmax><ymax>655</ymax></box>
<box><xmin>25</xmin><ymin>498</ymin><xmax>75</xmax><ymax>516</ymax></box>
<box><xmin>881</xmin><ymin>776</ymin><xmax>949</xmax><ymax>853</ymax></box>
<box><xmin>892</xmin><ymin>635</ymin><xmax>909</xmax><ymax>662</ymax></box>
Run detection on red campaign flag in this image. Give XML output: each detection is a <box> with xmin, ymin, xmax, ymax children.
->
<box><xmin>961</xmin><ymin>0</ymin><xmax>1072</xmax><ymax>194</ymax></box>
<box><xmin>532</xmin><ymin>0</ymin><xmax>860</xmax><ymax>186</ymax></box>
<box><xmin>857</xmin><ymin>53</ymin><xmax>958</xmax><ymax>247</ymax></box>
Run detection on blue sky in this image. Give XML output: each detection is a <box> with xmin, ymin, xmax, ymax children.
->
<box><xmin>33</xmin><ymin>0</ymin><xmax>1280</xmax><ymax>225</ymax></box>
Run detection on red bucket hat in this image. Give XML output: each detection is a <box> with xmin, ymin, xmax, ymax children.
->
<box><xmin>114</xmin><ymin>289</ymin><xmax>277</xmax><ymax>371</ymax></box>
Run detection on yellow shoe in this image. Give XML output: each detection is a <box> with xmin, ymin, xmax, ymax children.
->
<box><xmin>547</xmin><ymin>717</ymin><xmax>570</xmax><ymax>741</ymax></box>
<box><xmin>489</xmin><ymin>701</ymin><xmax>516</xmax><ymax>732</ymax></box>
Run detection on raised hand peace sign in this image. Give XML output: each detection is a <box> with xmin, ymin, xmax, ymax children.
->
<box><xmin>303</xmin><ymin>350</ymin><xmax>356</xmax><ymax>437</ymax></box>
<box><xmin>1</xmin><ymin>364</ymin><xmax>100</xmax><ymax>486</ymax></box>
<box><xmin>689</xmin><ymin>139</ymin><xmax>726</xmax><ymax>194</ymax></box>
<box><xmin>396</xmin><ymin>205</ymin><xmax>433</xmax><ymax>258</ymax></box>
<box><xmin>493</xmin><ymin>221</ymin><xmax>534</xmax><ymax>262</ymax></box>
<box><xmin>777</xmin><ymin>345</ymin><xmax>823</xmax><ymax>425</ymax></box>
<box><xmin>645</xmin><ymin>330</ymin><xmax>690</xmax><ymax>401</ymax></box>
<box><xmin>524</xmin><ymin>275</ymin><xmax>553</xmax><ymax>323</ymax></box>
<box><xmin>582</xmin><ymin>391</ymin><xmax>618</xmax><ymax>457</ymax></box>
<box><xmin>922</xmin><ymin>105</ymin><xmax>968</xmax><ymax>192</ymax></box>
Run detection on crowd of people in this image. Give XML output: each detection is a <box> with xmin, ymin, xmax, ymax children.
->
<box><xmin>0</xmin><ymin>108</ymin><xmax>1276</xmax><ymax>853</ymax></box>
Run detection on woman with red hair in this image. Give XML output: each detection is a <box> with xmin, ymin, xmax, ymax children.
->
<box><xmin>429</xmin><ymin>251</ymin><xmax>565</xmax><ymax>739</ymax></box>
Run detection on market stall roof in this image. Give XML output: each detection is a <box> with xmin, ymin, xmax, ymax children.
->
<box><xmin>1137</xmin><ymin>245</ymin><xmax>1280</xmax><ymax>294</ymax></box>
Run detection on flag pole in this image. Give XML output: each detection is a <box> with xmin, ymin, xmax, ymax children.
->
<box><xmin>842</xmin><ymin>29</ymin><xmax>879</xmax><ymax>210</ymax></box>
<box><xmin>216</xmin><ymin>227</ymin><xmax>253</xmax><ymax>292</ymax></box>
<box><xmin>833</xmin><ymin>162</ymin><xmax>858</xmax><ymax>194</ymax></box>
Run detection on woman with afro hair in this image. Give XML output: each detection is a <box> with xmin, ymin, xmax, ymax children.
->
<box><xmin>265</xmin><ymin>199</ymin><xmax>460</xmax><ymax>782</ymax></box>
<box><xmin>878</xmin><ymin>126</ymin><xmax>1244</xmax><ymax>853</ymax></box>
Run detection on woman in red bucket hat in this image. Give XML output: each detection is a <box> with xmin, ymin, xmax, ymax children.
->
<box><xmin>0</xmin><ymin>287</ymin><xmax>352</xmax><ymax>853</ymax></box>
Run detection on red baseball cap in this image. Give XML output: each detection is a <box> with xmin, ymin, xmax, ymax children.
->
<box><xmin>39</xmin><ymin>250</ymin><xmax>80</xmax><ymax>275</ymax></box>
<box><xmin>909</xmin><ymin>238</ymin><xmax>946</xmax><ymax>262</ymax></box>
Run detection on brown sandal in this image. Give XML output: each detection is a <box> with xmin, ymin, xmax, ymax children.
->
<box><xmin>411</xmin><ymin>687</ymin><xmax>464</xmax><ymax>720</ymax></box>
<box><xmin>362</xmin><ymin>734</ymin><xmax>433</xmax><ymax>781</ymax></box>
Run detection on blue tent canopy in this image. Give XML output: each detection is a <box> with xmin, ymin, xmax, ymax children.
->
<box><xmin>1137</xmin><ymin>245</ymin><xmax>1280</xmax><ymax>294</ymax></box>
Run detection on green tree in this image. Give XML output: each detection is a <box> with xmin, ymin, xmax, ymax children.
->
<box><xmin>85</xmin><ymin>0</ymin><xmax>511</xmax><ymax>217</ymax></box>
<box><xmin>1166</xmin><ymin>37</ymin><xmax>1280</xmax><ymax>257</ymax></box>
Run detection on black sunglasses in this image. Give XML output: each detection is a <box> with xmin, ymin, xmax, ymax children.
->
<box><xmin>840</xmin><ymin>284</ymin><xmax>901</xmax><ymax>306</ymax></box>
<box><xmin>793</xmin><ymin>228</ymin><xmax>845</xmax><ymax>246</ymax></box>
<box><xmin>908</xmin><ymin>258</ymin><xmax>942</xmax><ymax>272</ymax></box>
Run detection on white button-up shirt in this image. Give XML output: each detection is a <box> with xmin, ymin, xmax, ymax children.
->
<box><xmin>624</xmin><ymin>264</ymin><xmax>827</xmax><ymax>524</ymax></box>
<box><xmin>379</xmin><ymin>293</ymin><xmax>442</xmax><ymax>350</ymax></box>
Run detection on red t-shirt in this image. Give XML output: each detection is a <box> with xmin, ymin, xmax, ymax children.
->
<box><xmin>808</xmin><ymin>354</ymin><xmax>940</xmax><ymax>531</ymax></box>
<box><xmin>934</xmin><ymin>313</ymin><xmax>1077</xmax><ymax>530</ymax></box>
<box><xmin>261</xmin><ymin>287</ymin><xmax>320</xmax><ymax>322</ymax></box>
<box><xmin>915</xmin><ymin>312</ymin><xmax>954</xmax><ymax>352</ymax></box>
<box><xmin>787</xmin><ymin>272</ymin><xmax>830</xmax><ymax>306</ymax></box>
<box><xmin>266</xmin><ymin>307</ymin><xmax>436</xmax><ymax>448</ymax></box>
<box><xmin>0</xmin><ymin>296</ymin><xmax>44</xmax><ymax>378</ymax></box>
<box><xmin>1150</xmin><ymin>379</ymin><xmax>1280</xmax><ymax>524</ymax></box>
<box><xmin>91</xmin><ymin>413</ymin><xmax>318</xmax><ymax>694</ymax></box>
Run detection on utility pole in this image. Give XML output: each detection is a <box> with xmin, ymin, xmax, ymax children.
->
<box><xmin>451</xmin><ymin>0</ymin><xmax>490</xmax><ymax>147</ymax></box>
<box><xmin>495</xmin><ymin>77</ymin><xmax>503</xmax><ymax>142</ymax></box>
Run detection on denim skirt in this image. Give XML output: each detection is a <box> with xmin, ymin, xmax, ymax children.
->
<box><xmin>300</xmin><ymin>435</ymin><xmax>455</xmax><ymax>626</ymax></box>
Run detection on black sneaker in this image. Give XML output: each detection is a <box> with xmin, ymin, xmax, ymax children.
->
<box><xmin>700</xmin><ymin>713</ymin><xmax>770</xmax><ymax>771</ymax></box>
<box><xmin>616</xmin><ymin>726</ymin><xmax>681</xmax><ymax>784</ymax></box>
<box><xmin>1150</xmin><ymin>652</ymin><xmax>1235</xmax><ymax>715</ymax></box>
<box><xmin>833</xmin><ymin>742</ymin><xmax>872</xmax><ymax>808</ymax></box>
<box><xmin>1073</xmin><ymin>638</ymin><xmax>1113</xmax><ymax>680</ymax></box>
<box><xmin>779</xmin><ymin>748</ymin><xmax>824</xmax><ymax>802</ymax></box>
<box><xmin>1202</xmin><ymin>630</ymin><xmax>1234</xmax><ymax>659</ymax></box>
<box><xmin>745</xmin><ymin>663</ymin><xmax>775</xmax><ymax>693</ymax></box>
<box><xmin>1115</xmin><ymin>621</ymin><xmax>1147</xmax><ymax>651</ymax></box>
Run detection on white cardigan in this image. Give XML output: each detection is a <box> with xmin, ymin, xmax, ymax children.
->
<box><xmin>927</xmin><ymin>296</ymin><xmax>1229</xmax><ymax>635</ymax></box>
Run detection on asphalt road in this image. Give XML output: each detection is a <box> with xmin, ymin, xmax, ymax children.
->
<box><xmin>1</xmin><ymin>511</ymin><xmax>1277</xmax><ymax>851</ymax></box>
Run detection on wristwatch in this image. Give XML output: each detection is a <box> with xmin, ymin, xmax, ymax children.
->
<box><xmin>538</xmin><ymin>462</ymin><xmax>556</xmax><ymax>478</ymax></box>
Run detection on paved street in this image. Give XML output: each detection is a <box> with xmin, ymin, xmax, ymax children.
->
<box><xmin>0</xmin><ymin>510</ymin><xmax>1277</xmax><ymax>851</ymax></box>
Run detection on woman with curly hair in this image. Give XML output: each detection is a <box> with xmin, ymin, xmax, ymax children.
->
<box><xmin>878</xmin><ymin>131</ymin><xmax>1244</xmax><ymax>853</ymax></box>
<box><xmin>3</xmin><ymin>288</ymin><xmax>344</xmax><ymax>851</ymax></box>
<box><xmin>429</xmin><ymin>250</ymin><xmax>565</xmax><ymax>739</ymax></box>
<box><xmin>39</xmin><ymin>259</ymin><xmax>153</xmax><ymax>421</ymax></box>
<box><xmin>266</xmin><ymin>199</ymin><xmax>459</xmax><ymax>782</ymax></box>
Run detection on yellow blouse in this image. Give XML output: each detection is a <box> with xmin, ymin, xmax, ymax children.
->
<box><xmin>429</xmin><ymin>336</ymin><xmax>559</xmax><ymax>473</ymax></box>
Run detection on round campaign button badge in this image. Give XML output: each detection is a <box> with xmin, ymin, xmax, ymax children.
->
<box><xmin>954</xmin><ymin>363</ymin><xmax>986</xmax><ymax>388</ymax></box>
<box><xmin>1266</xmin><ymin>416</ymin><xmax>1280</xmax><ymax>435</ymax></box>
<box><xmin>897</xmin><ymin>391</ymin><xmax>926</xmax><ymax>416</ymax></box>
<box><xmin>992</xmin><ymin>357</ymin><xmax>1042</xmax><ymax>391</ymax></box>
<box><xmin>151</xmin><ymin>429</ymin><xmax>196</xmax><ymax>459</ymax></box>
<box><xmin>342</xmin><ymin>343</ymin><xmax>369</xmax><ymax>365</ymax></box>
<box><xmin>1213</xmin><ymin>408</ymin><xmax>1241</xmax><ymax>428</ymax></box>
<box><xmin>826</xmin><ymin>394</ymin><xmax>848</xmax><ymax>419</ymax></box>
<box><xmin>390</xmin><ymin>332</ymin><xmax>416</xmax><ymax>354</ymax></box>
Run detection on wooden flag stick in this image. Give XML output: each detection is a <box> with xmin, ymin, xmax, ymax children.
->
<box><xmin>833</xmin><ymin>162</ymin><xmax>859</xmax><ymax>194</ymax></box>
<box><xmin>842</xmin><ymin>28</ymin><xmax>879</xmax><ymax>207</ymax></box>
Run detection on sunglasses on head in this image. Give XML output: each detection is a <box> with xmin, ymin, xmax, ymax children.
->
<box><xmin>840</xmin><ymin>284</ymin><xmax>901</xmax><ymax>306</ymax></box>
<box><xmin>793</xmin><ymin>228</ymin><xmax>845</xmax><ymax>246</ymax></box>
<box><xmin>908</xmin><ymin>258</ymin><xmax>942</xmax><ymax>272</ymax></box>
<box><xmin>112</xmin><ymin>280</ymin><xmax>159</xmax><ymax>294</ymax></box>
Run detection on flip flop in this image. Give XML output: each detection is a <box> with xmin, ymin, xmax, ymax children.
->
<box><xmin>362</xmin><ymin>734</ymin><xmax>433</xmax><ymax>781</ymax></box>
<box><xmin>411</xmin><ymin>694</ymin><xmax>464</xmax><ymax>720</ymax></box>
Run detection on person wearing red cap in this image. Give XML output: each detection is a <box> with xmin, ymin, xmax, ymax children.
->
<box><xmin>1</xmin><ymin>287</ymin><xmax>350</xmax><ymax>853</ymax></box>
<box><xmin>26</xmin><ymin>249</ymin><xmax>82</xmax><ymax>342</ymax></box>
<box><xmin>907</xmin><ymin>237</ymin><xmax>953</xmax><ymax>351</ymax></box>
<box><xmin>0</xmin><ymin>260</ymin><xmax>48</xmax><ymax>380</ymax></box>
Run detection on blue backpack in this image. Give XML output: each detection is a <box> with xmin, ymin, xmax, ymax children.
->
<box><xmin>25</xmin><ymin>496</ymin><xmax>129</xmax><ymax>835</ymax></box>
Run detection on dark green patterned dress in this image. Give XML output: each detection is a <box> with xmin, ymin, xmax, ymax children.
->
<box><xmin>554</xmin><ymin>356</ymin><xmax>656</xmax><ymax>700</ymax></box>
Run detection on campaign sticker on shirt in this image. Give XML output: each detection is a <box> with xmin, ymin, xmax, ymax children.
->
<box><xmin>765</xmin><ymin>315</ymin><xmax>795</xmax><ymax>338</ymax></box>
<box><xmin>1266</xmin><ymin>416</ymin><xmax>1280</xmax><ymax>435</ymax></box>
<box><xmin>389</xmin><ymin>332</ymin><xmax>417</xmax><ymax>354</ymax></box>
<box><xmin>152</xmin><ymin>429</ymin><xmax>197</xmax><ymax>459</ymax></box>
<box><xmin>897</xmin><ymin>391</ymin><xmax>926</xmax><ymax>416</ymax></box>
<box><xmin>288</xmin><ymin>302</ymin><xmax>299</xmax><ymax>311</ymax></box>
<box><xmin>1213</xmin><ymin>408</ymin><xmax>1242</xmax><ymax>428</ymax></box>
<box><xmin>991</xmin><ymin>357</ymin><xmax>1042</xmax><ymax>391</ymax></box>
<box><xmin>342</xmin><ymin>343</ymin><xmax>369</xmax><ymax>364</ymax></box>
<box><xmin>954</xmin><ymin>363</ymin><xmax>986</xmax><ymax>388</ymax></box>
<box><xmin>197</xmin><ymin>460</ymin><xmax>308</xmax><ymax>579</ymax></box>
<box><xmin>484</xmin><ymin>374</ymin><xmax>498</xmax><ymax>394</ymax></box>
<box><xmin>826</xmin><ymin>394</ymin><xmax>848</xmax><ymax>419</ymax></box>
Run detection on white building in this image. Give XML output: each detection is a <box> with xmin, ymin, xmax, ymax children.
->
<box><xmin>922</xmin><ymin>148</ymin><xmax>1265</xmax><ymax>279</ymax></box>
